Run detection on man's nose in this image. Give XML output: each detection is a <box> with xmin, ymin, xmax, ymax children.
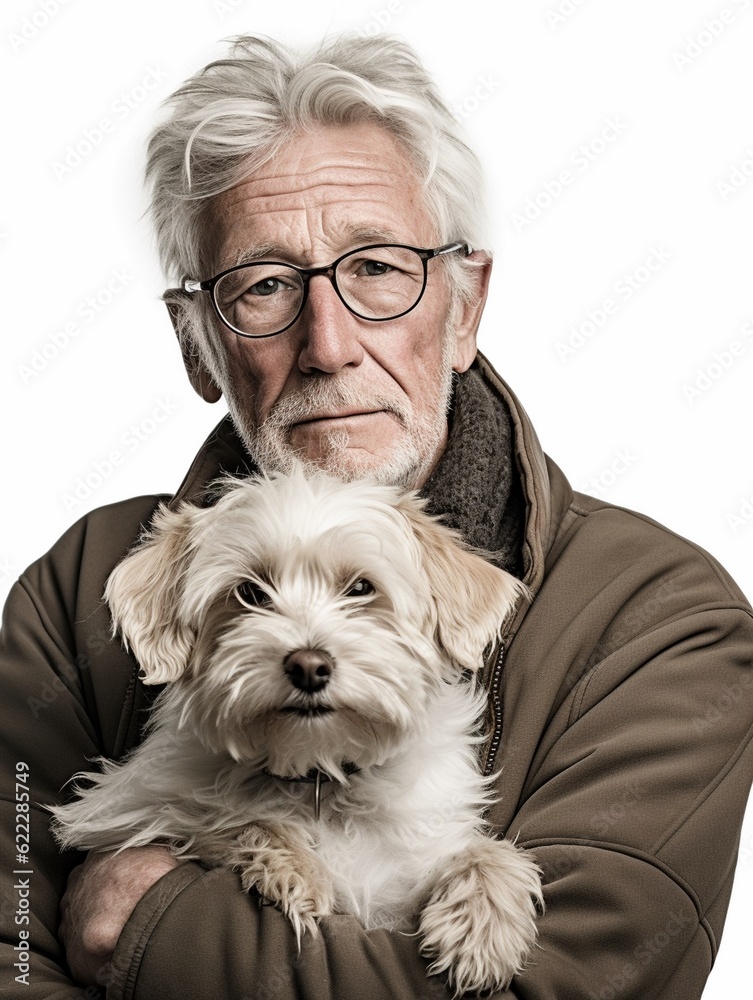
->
<box><xmin>296</xmin><ymin>274</ymin><xmax>365</xmax><ymax>375</ymax></box>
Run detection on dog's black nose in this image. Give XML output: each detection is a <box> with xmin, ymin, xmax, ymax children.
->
<box><xmin>284</xmin><ymin>649</ymin><xmax>334</xmax><ymax>693</ymax></box>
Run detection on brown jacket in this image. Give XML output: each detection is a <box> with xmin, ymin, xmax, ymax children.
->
<box><xmin>2</xmin><ymin>354</ymin><xmax>752</xmax><ymax>999</ymax></box>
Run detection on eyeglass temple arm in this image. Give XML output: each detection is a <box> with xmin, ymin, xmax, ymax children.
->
<box><xmin>426</xmin><ymin>241</ymin><xmax>474</xmax><ymax>260</ymax></box>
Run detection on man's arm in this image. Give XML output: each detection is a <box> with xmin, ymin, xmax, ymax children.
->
<box><xmin>102</xmin><ymin>846</ymin><xmax>715</xmax><ymax>1000</ymax></box>
<box><xmin>0</xmin><ymin>570</ymin><xmax>108</xmax><ymax>999</ymax></box>
<box><xmin>4</xmin><ymin>502</ymin><xmax>753</xmax><ymax>1000</ymax></box>
<box><xmin>0</xmin><ymin>499</ymin><xmax>162</xmax><ymax>999</ymax></box>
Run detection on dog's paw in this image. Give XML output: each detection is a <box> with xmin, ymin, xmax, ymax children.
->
<box><xmin>419</xmin><ymin>837</ymin><xmax>543</xmax><ymax>995</ymax></box>
<box><xmin>234</xmin><ymin>822</ymin><xmax>335</xmax><ymax>943</ymax></box>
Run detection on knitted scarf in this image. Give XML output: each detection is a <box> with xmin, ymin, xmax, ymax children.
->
<box><xmin>422</xmin><ymin>361</ymin><xmax>524</xmax><ymax>578</ymax></box>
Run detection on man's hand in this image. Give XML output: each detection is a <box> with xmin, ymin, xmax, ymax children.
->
<box><xmin>59</xmin><ymin>845</ymin><xmax>181</xmax><ymax>986</ymax></box>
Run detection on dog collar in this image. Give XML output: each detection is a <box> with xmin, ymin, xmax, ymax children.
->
<box><xmin>263</xmin><ymin>763</ymin><xmax>360</xmax><ymax>820</ymax></box>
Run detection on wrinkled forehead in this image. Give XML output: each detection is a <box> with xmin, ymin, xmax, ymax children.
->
<box><xmin>208</xmin><ymin>123</ymin><xmax>437</xmax><ymax>273</ymax></box>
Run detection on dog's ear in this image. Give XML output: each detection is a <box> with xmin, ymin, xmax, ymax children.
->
<box><xmin>397</xmin><ymin>497</ymin><xmax>528</xmax><ymax>671</ymax></box>
<box><xmin>104</xmin><ymin>503</ymin><xmax>202</xmax><ymax>684</ymax></box>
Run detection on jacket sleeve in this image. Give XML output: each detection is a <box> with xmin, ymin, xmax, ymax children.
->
<box><xmin>0</xmin><ymin>501</ymin><xmax>159</xmax><ymax>1000</ymax></box>
<box><xmin>504</xmin><ymin>609</ymin><xmax>753</xmax><ymax>1000</ymax></box>
<box><xmin>0</xmin><ymin>570</ymin><xmax>107</xmax><ymax>999</ymax></box>
<box><xmin>489</xmin><ymin>504</ymin><xmax>753</xmax><ymax>1000</ymax></box>
<box><xmin>108</xmin><ymin>864</ymin><xmax>450</xmax><ymax>1000</ymax></box>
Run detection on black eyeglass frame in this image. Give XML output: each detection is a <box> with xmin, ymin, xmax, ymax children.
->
<box><xmin>176</xmin><ymin>241</ymin><xmax>474</xmax><ymax>339</ymax></box>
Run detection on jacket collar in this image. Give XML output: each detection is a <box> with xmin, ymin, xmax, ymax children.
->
<box><xmin>474</xmin><ymin>353</ymin><xmax>571</xmax><ymax>595</ymax></box>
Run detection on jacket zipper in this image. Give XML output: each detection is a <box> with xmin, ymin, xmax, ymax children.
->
<box><xmin>482</xmin><ymin>641</ymin><xmax>505</xmax><ymax>776</ymax></box>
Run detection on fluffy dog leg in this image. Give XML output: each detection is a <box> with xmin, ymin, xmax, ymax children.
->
<box><xmin>419</xmin><ymin>837</ymin><xmax>543</xmax><ymax>995</ymax></box>
<box><xmin>233</xmin><ymin>822</ymin><xmax>336</xmax><ymax>944</ymax></box>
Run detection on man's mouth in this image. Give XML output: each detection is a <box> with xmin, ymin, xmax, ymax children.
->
<box><xmin>293</xmin><ymin>409</ymin><xmax>384</xmax><ymax>426</ymax></box>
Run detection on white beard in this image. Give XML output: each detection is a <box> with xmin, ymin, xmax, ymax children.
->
<box><xmin>225</xmin><ymin>332</ymin><xmax>456</xmax><ymax>490</ymax></box>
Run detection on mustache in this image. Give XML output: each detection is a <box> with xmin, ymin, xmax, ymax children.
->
<box><xmin>262</xmin><ymin>378</ymin><xmax>411</xmax><ymax>430</ymax></box>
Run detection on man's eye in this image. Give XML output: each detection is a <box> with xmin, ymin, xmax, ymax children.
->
<box><xmin>235</xmin><ymin>581</ymin><xmax>274</xmax><ymax>608</ymax></box>
<box><xmin>247</xmin><ymin>277</ymin><xmax>287</xmax><ymax>297</ymax></box>
<box><xmin>358</xmin><ymin>260</ymin><xmax>393</xmax><ymax>277</ymax></box>
<box><xmin>345</xmin><ymin>578</ymin><xmax>375</xmax><ymax>598</ymax></box>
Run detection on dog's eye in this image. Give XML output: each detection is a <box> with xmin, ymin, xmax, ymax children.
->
<box><xmin>345</xmin><ymin>578</ymin><xmax>374</xmax><ymax>598</ymax></box>
<box><xmin>235</xmin><ymin>581</ymin><xmax>273</xmax><ymax>609</ymax></box>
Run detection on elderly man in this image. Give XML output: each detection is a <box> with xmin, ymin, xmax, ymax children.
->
<box><xmin>2</xmin><ymin>33</ymin><xmax>752</xmax><ymax>1000</ymax></box>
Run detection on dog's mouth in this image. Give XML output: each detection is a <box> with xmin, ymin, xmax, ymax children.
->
<box><xmin>279</xmin><ymin>704</ymin><xmax>334</xmax><ymax>718</ymax></box>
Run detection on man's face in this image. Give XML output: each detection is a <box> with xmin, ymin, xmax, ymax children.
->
<box><xmin>199</xmin><ymin>123</ymin><xmax>486</xmax><ymax>489</ymax></box>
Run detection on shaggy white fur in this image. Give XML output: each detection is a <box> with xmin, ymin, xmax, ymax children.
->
<box><xmin>50</xmin><ymin>469</ymin><xmax>543</xmax><ymax>994</ymax></box>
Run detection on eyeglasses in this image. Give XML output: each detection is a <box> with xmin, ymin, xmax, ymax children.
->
<box><xmin>177</xmin><ymin>242</ymin><xmax>473</xmax><ymax>339</ymax></box>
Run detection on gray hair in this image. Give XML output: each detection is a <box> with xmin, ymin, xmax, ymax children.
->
<box><xmin>148</xmin><ymin>34</ymin><xmax>488</xmax><ymax>371</ymax></box>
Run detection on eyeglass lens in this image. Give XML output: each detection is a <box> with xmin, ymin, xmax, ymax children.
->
<box><xmin>214</xmin><ymin>245</ymin><xmax>427</xmax><ymax>337</ymax></box>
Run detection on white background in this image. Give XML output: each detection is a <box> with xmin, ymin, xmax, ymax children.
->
<box><xmin>2</xmin><ymin>0</ymin><xmax>752</xmax><ymax>996</ymax></box>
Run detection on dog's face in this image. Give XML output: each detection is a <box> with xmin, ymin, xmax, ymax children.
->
<box><xmin>106</xmin><ymin>470</ymin><xmax>525</xmax><ymax>777</ymax></box>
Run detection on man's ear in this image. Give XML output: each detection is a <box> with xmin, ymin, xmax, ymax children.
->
<box><xmin>165</xmin><ymin>298</ymin><xmax>223</xmax><ymax>404</ymax></box>
<box><xmin>452</xmin><ymin>250</ymin><xmax>493</xmax><ymax>373</ymax></box>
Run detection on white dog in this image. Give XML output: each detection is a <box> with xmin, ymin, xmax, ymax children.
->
<box><xmin>51</xmin><ymin>469</ymin><xmax>543</xmax><ymax>994</ymax></box>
